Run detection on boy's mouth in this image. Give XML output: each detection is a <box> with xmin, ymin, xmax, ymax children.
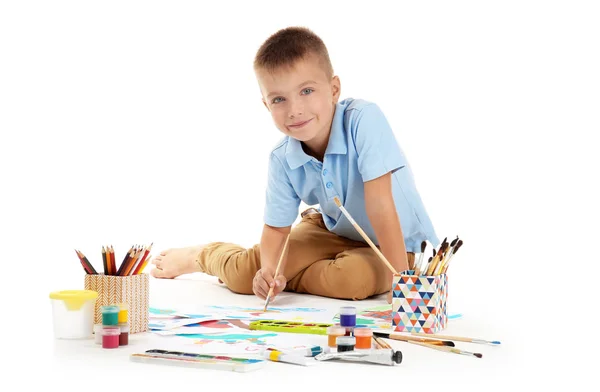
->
<box><xmin>288</xmin><ymin>118</ymin><xmax>313</xmax><ymax>129</ymax></box>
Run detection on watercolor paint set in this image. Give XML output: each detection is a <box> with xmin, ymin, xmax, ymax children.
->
<box><xmin>130</xmin><ymin>349</ymin><xmax>266</xmax><ymax>372</ymax></box>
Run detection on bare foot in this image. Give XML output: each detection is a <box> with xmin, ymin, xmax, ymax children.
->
<box><xmin>150</xmin><ymin>246</ymin><xmax>204</xmax><ymax>279</ymax></box>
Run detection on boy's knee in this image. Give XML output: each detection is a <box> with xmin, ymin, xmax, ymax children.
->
<box><xmin>328</xmin><ymin>255</ymin><xmax>383</xmax><ymax>300</ymax></box>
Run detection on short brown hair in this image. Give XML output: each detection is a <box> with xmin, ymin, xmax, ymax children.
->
<box><xmin>254</xmin><ymin>26</ymin><xmax>333</xmax><ymax>77</ymax></box>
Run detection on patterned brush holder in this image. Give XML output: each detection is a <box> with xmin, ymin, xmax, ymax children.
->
<box><xmin>84</xmin><ymin>273</ymin><xmax>149</xmax><ymax>334</ymax></box>
<box><xmin>391</xmin><ymin>270</ymin><xmax>448</xmax><ymax>334</ymax></box>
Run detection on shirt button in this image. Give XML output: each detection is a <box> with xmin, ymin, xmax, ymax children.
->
<box><xmin>326</xmin><ymin>182</ymin><xmax>333</xmax><ymax>188</ymax></box>
<box><xmin>323</xmin><ymin>169</ymin><xmax>328</xmax><ymax>176</ymax></box>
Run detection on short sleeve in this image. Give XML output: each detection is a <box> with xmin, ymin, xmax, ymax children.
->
<box><xmin>352</xmin><ymin>103</ymin><xmax>407</xmax><ymax>182</ymax></box>
<box><xmin>263</xmin><ymin>153</ymin><xmax>301</xmax><ymax>227</ymax></box>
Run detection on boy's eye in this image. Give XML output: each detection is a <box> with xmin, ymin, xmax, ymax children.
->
<box><xmin>272</xmin><ymin>97</ymin><xmax>284</xmax><ymax>104</ymax></box>
<box><xmin>301</xmin><ymin>88</ymin><xmax>313</xmax><ymax>95</ymax></box>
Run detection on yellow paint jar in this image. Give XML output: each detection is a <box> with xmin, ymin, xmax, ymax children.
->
<box><xmin>117</xmin><ymin>303</ymin><xmax>129</xmax><ymax>323</ymax></box>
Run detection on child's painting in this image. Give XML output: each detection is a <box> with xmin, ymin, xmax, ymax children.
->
<box><xmin>150</xmin><ymin>305</ymin><xmax>335</xmax><ymax>323</ymax></box>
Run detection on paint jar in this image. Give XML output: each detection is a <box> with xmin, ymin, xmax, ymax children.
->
<box><xmin>101</xmin><ymin>326</ymin><xmax>120</xmax><ymax>349</ymax></box>
<box><xmin>353</xmin><ymin>328</ymin><xmax>373</xmax><ymax>349</ymax></box>
<box><xmin>336</xmin><ymin>336</ymin><xmax>356</xmax><ymax>352</ymax></box>
<box><xmin>100</xmin><ymin>305</ymin><xmax>120</xmax><ymax>326</ymax></box>
<box><xmin>117</xmin><ymin>303</ymin><xmax>129</xmax><ymax>323</ymax></box>
<box><xmin>326</xmin><ymin>326</ymin><xmax>346</xmax><ymax>349</ymax></box>
<box><xmin>49</xmin><ymin>290</ymin><xmax>98</xmax><ymax>339</ymax></box>
<box><xmin>93</xmin><ymin>324</ymin><xmax>103</xmax><ymax>344</ymax></box>
<box><xmin>339</xmin><ymin>306</ymin><xmax>357</xmax><ymax>328</ymax></box>
<box><xmin>119</xmin><ymin>323</ymin><xmax>130</xmax><ymax>346</ymax></box>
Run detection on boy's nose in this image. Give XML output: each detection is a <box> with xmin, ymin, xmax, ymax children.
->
<box><xmin>288</xmin><ymin>101</ymin><xmax>304</xmax><ymax>118</ymax></box>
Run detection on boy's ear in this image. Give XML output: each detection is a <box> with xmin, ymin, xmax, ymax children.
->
<box><xmin>331</xmin><ymin>75</ymin><xmax>341</xmax><ymax>102</ymax></box>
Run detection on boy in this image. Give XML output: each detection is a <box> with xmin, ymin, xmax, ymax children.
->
<box><xmin>150</xmin><ymin>27</ymin><xmax>439</xmax><ymax>303</ymax></box>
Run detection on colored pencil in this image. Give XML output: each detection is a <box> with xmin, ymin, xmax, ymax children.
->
<box><xmin>123</xmin><ymin>246</ymin><xmax>142</xmax><ymax>276</ymax></box>
<box><xmin>333</xmin><ymin>196</ymin><xmax>398</xmax><ymax>275</ymax></box>
<box><xmin>75</xmin><ymin>249</ymin><xmax>97</xmax><ymax>274</ymax></box>
<box><xmin>131</xmin><ymin>243</ymin><xmax>153</xmax><ymax>275</ymax></box>
<box><xmin>102</xmin><ymin>246</ymin><xmax>108</xmax><ymax>275</ymax></box>
<box><xmin>264</xmin><ymin>234</ymin><xmax>290</xmax><ymax>312</ymax></box>
<box><xmin>116</xmin><ymin>246</ymin><xmax>133</xmax><ymax>276</ymax></box>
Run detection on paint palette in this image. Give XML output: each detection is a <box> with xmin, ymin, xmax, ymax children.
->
<box><xmin>130</xmin><ymin>349</ymin><xmax>265</xmax><ymax>372</ymax></box>
<box><xmin>249</xmin><ymin>320</ymin><xmax>333</xmax><ymax>335</ymax></box>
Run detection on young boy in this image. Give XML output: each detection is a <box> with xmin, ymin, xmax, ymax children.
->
<box><xmin>150</xmin><ymin>26</ymin><xmax>439</xmax><ymax>303</ymax></box>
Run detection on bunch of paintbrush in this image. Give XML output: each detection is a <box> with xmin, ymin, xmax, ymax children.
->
<box><xmin>75</xmin><ymin>243</ymin><xmax>153</xmax><ymax>276</ymax></box>
<box><xmin>376</xmin><ymin>331</ymin><xmax>501</xmax><ymax>359</ymax></box>
<box><xmin>413</xmin><ymin>236</ymin><xmax>463</xmax><ymax>276</ymax></box>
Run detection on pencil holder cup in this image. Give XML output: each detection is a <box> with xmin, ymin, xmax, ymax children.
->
<box><xmin>391</xmin><ymin>271</ymin><xmax>448</xmax><ymax>334</ymax></box>
<box><xmin>84</xmin><ymin>273</ymin><xmax>149</xmax><ymax>334</ymax></box>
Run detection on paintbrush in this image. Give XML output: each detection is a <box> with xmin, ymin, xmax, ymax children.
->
<box><xmin>410</xmin><ymin>331</ymin><xmax>500</xmax><ymax>346</ymax></box>
<box><xmin>407</xmin><ymin>341</ymin><xmax>482</xmax><ymax>358</ymax></box>
<box><xmin>434</xmin><ymin>236</ymin><xmax>459</xmax><ymax>275</ymax></box>
<box><xmin>413</xmin><ymin>240</ymin><xmax>427</xmax><ymax>275</ymax></box>
<box><xmin>333</xmin><ymin>196</ymin><xmax>398</xmax><ymax>275</ymax></box>
<box><xmin>427</xmin><ymin>238</ymin><xmax>448</xmax><ymax>275</ymax></box>
<box><xmin>373</xmin><ymin>332</ymin><xmax>455</xmax><ymax>347</ymax></box>
<box><xmin>263</xmin><ymin>234</ymin><xmax>290</xmax><ymax>312</ymax></box>
<box><xmin>374</xmin><ymin>335</ymin><xmax>392</xmax><ymax>349</ymax></box>
<box><xmin>441</xmin><ymin>239</ymin><xmax>463</xmax><ymax>274</ymax></box>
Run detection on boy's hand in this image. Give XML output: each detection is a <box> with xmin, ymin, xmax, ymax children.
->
<box><xmin>253</xmin><ymin>268</ymin><xmax>286</xmax><ymax>300</ymax></box>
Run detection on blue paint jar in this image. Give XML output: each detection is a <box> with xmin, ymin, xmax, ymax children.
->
<box><xmin>339</xmin><ymin>306</ymin><xmax>357</xmax><ymax>328</ymax></box>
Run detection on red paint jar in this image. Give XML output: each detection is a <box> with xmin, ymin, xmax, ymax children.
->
<box><xmin>119</xmin><ymin>323</ymin><xmax>129</xmax><ymax>346</ymax></box>
<box><xmin>102</xmin><ymin>326</ymin><xmax>120</xmax><ymax>349</ymax></box>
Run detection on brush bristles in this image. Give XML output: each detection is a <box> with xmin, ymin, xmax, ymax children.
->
<box><xmin>474</xmin><ymin>353</ymin><xmax>483</xmax><ymax>358</ymax></box>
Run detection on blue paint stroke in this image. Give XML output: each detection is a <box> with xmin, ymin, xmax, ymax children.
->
<box><xmin>176</xmin><ymin>332</ymin><xmax>278</xmax><ymax>340</ymax></box>
<box><xmin>149</xmin><ymin>307</ymin><xmax>176</xmax><ymax>314</ymax></box>
<box><xmin>207</xmin><ymin>305</ymin><xmax>325</xmax><ymax>312</ymax></box>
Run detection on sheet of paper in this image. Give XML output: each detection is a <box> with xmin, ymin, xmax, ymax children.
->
<box><xmin>148</xmin><ymin>316</ymin><xmax>225</xmax><ymax>330</ymax></box>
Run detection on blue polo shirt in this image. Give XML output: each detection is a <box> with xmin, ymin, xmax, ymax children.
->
<box><xmin>263</xmin><ymin>98</ymin><xmax>440</xmax><ymax>253</ymax></box>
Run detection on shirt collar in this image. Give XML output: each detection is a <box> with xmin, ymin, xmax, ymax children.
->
<box><xmin>285</xmin><ymin>103</ymin><xmax>347</xmax><ymax>170</ymax></box>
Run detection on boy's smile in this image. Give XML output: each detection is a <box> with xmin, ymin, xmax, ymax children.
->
<box><xmin>256</xmin><ymin>54</ymin><xmax>341</xmax><ymax>160</ymax></box>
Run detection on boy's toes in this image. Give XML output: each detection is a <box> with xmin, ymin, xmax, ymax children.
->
<box><xmin>159</xmin><ymin>248</ymin><xmax>172</xmax><ymax>256</ymax></box>
<box><xmin>151</xmin><ymin>267</ymin><xmax>169</xmax><ymax>279</ymax></box>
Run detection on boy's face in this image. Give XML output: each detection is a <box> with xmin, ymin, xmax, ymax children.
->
<box><xmin>256</xmin><ymin>55</ymin><xmax>340</xmax><ymax>144</ymax></box>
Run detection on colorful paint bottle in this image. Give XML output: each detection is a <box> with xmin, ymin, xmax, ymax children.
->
<box><xmin>101</xmin><ymin>326</ymin><xmax>120</xmax><ymax>349</ymax></box>
<box><xmin>117</xmin><ymin>303</ymin><xmax>129</xmax><ymax>323</ymax></box>
<box><xmin>326</xmin><ymin>326</ymin><xmax>346</xmax><ymax>349</ymax></box>
<box><xmin>339</xmin><ymin>306</ymin><xmax>357</xmax><ymax>328</ymax></box>
<box><xmin>100</xmin><ymin>305</ymin><xmax>119</xmax><ymax>326</ymax></box>
<box><xmin>353</xmin><ymin>328</ymin><xmax>373</xmax><ymax>350</ymax></box>
<box><xmin>336</xmin><ymin>336</ymin><xmax>356</xmax><ymax>352</ymax></box>
<box><xmin>93</xmin><ymin>324</ymin><xmax>103</xmax><ymax>344</ymax></box>
<box><xmin>119</xmin><ymin>323</ymin><xmax>130</xmax><ymax>346</ymax></box>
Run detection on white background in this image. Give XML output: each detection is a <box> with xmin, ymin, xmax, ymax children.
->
<box><xmin>1</xmin><ymin>0</ymin><xmax>598</xmax><ymax>389</ymax></box>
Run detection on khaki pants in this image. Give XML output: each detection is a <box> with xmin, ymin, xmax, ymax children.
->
<box><xmin>196</xmin><ymin>209</ymin><xmax>415</xmax><ymax>300</ymax></box>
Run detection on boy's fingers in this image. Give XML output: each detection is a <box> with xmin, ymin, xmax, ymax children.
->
<box><xmin>260</xmin><ymin>270</ymin><xmax>275</xmax><ymax>287</ymax></box>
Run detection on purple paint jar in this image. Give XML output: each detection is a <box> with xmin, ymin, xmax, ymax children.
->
<box><xmin>339</xmin><ymin>306</ymin><xmax>357</xmax><ymax>328</ymax></box>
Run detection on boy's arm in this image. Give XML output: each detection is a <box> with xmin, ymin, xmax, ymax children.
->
<box><xmin>260</xmin><ymin>223</ymin><xmax>291</xmax><ymax>274</ymax></box>
<box><xmin>364</xmin><ymin>172</ymin><xmax>409</xmax><ymax>281</ymax></box>
<box><xmin>253</xmin><ymin>223</ymin><xmax>291</xmax><ymax>298</ymax></box>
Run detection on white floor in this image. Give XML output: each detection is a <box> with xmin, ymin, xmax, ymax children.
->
<box><xmin>43</xmin><ymin>272</ymin><xmax>521</xmax><ymax>392</ymax></box>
